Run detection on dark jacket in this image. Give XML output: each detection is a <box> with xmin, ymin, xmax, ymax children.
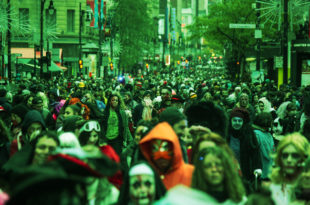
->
<box><xmin>10</xmin><ymin>110</ymin><xmax>46</xmax><ymax>156</ymax></box>
<box><xmin>227</xmin><ymin>124</ymin><xmax>262</xmax><ymax>186</ymax></box>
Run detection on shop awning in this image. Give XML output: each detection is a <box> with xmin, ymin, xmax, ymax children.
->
<box><xmin>56</xmin><ymin>62</ymin><xmax>67</xmax><ymax>71</ymax></box>
<box><xmin>49</xmin><ymin>61</ymin><xmax>63</xmax><ymax>72</ymax></box>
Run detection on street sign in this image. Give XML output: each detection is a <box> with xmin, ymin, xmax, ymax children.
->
<box><xmin>255</xmin><ymin>29</ymin><xmax>262</xmax><ymax>39</ymax></box>
<box><xmin>275</xmin><ymin>56</ymin><xmax>283</xmax><ymax>68</ymax></box>
<box><xmin>229</xmin><ymin>24</ymin><xmax>256</xmax><ymax>29</ymax></box>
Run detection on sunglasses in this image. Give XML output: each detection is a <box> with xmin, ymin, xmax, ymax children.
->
<box><xmin>80</xmin><ymin>121</ymin><xmax>101</xmax><ymax>133</ymax></box>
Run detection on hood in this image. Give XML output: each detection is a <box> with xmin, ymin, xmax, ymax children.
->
<box><xmin>139</xmin><ymin>122</ymin><xmax>184</xmax><ymax>173</ymax></box>
<box><xmin>258</xmin><ymin>97</ymin><xmax>272</xmax><ymax>113</ymax></box>
<box><xmin>22</xmin><ymin>110</ymin><xmax>46</xmax><ymax>134</ymax></box>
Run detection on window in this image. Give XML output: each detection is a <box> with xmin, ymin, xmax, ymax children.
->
<box><xmin>67</xmin><ymin>10</ymin><xmax>75</xmax><ymax>32</ymax></box>
<box><xmin>182</xmin><ymin>0</ymin><xmax>191</xmax><ymax>8</ymax></box>
<box><xmin>19</xmin><ymin>8</ymin><xmax>29</xmax><ymax>29</ymax></box>
<box><xmin>159</xmin><ymin>0</ymin><xmax>166</xmax><ymax>14</ymax></box>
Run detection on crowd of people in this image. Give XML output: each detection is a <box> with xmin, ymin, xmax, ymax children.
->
<box><xmin>0</xmin><ymin>67</ymin><xmax>309</xmax><ymax>204</ymax></box>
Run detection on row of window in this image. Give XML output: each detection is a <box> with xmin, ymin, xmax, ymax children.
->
<box><xmin>18</xmin><ymin>8</ymin><xmax>75</xmax><ymax>33</ymax></box>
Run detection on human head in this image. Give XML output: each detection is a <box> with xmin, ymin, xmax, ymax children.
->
<box><xmin>32</xmin><ymin>131</ymin><xmax>59</xmax><ymax>165</ymax></box>
<box><xmin>129</xmin><ymin>162</ymin><xmax>156</xmax><ymax>205</ymax></box>
<box><xmin>10</xmin><ymin>104</ymin><xmax>29</xmax><ymax>126</ymax></box>
<box><xmin>159</xmin><ymin>107</ymin><xmax>187</xmax><ymax>140</ymax></box>
<box><xmin>106</xmin><ymin>92</ymin><xmax>124</xmax><ymax>111</ymax></box>
<box><xmin>185</xmin><ymin>101</ymin><xmax>228</xmax><ymax>138</ymax></box>
<box><xmin>22</xmin><ymin>110</ymin><xmax>46</xmax><ymax>138</ymax></box>
<box><xmin>254</xmin><ymin>112</ymin><xmax>273</xmax><ymax>131</ymax></box>
<box><xmin>230</xmin><ymin>107</ymin><xmax>250</xmax><ymax>130</ymax></box>
<box><xmin>83</xmin><ymin>92</ymin><xmax>95</xmax><ymax>103</ymax></box>
<box><xmin>272</xmin><ymin>117</ymin><xmax>284</xmax><ymax>136</ymax></box>
<box><xmin>160</xmin><ymin>87</ymin><xmax>172</xmax><ymax>106</ymax></box>
<box><xmin>64</xmin><ymin>104</ymin><xmax>81</xmax><ymax>119</ymax></box>
<box><xmin>192</xmin><ymin>146</ymin><xmax>245</xmax><ymax>202</ymax></box>
<box><xmin>271</xmin><ymin>133</ymin><xmax>310</xmax><ymax>184</ymax></box>
<box><xmin>239</xmin><ymin>93</ymin><xmax>249</xmax><ymax>108</ymax></box>
<box><xmin>286</xmin><ymin>102</ymin><xmax>297</xmax><ymax>118</ymax></box>
<box><xmin>78</xmin><ymin>120</ymin><xmax>101</xmax><ymax>146</ymax></box>
<box><xmin>31</xmin><ymin>96</ymin><xmax>44</xmax><ymax>111</ymax></box>
<box><xmin>62</xmin><ymin>115</ymin><xmax>84</xmax><ymax>137</ymax></box>
<box><xmin>150</xmin><ymin>139</ymin><xmax>173</xmax><ymax>173</ymax></box>
<box><xmin>134</xmin><ymin>120</ymin><xmax>154</xmax><ymax>144</ymax></box>
<box><xmin>191</xmin><ymin>131</ymin><xmax>234</xmax><ymax>164</ymax></box>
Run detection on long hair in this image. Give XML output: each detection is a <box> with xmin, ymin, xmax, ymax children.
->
<box><xmin>192</xmin><ymin>146</ymin><xmax>245</xmax><ymax>203</ymax></box>
<box><xmin>101</xmin><ymin>92</ymin><xmax>125</xmax><ymax>139</ymax></box>
<box><xmin>191</xmin><ymin>131</ymin><xmax>235</xmax><ymax>165</ymax></box>
<box><xmin>270</xmin><ymin>132</ymin><xmax>310</xmax><ymax>184</ymax></box>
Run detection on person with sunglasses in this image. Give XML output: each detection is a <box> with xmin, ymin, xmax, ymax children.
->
<box><xmin>269</xmin><ymin>133</ymin><xmax>310</xmax><ymax>205</ymax></box>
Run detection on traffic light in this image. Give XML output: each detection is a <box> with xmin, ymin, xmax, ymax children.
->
<box><xmin>146</xmin><ymin>63</ymin><xmax>149</xmax><ymax>69</ymax></box>
<box><xmin>110</xmin><ymin>62</ymin><xmax>113</xmax><ymax>71</ymax></box>
<box><xmin>79</xmin><ymin>59</ymin><xmax>83</xmax><ymax>69</ymax></box>
<box><xmin>46</xmin><ymin>51</ymin><xmax>51</xmax><ymax>66</ymax></box>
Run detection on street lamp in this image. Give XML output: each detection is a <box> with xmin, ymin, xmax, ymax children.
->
<box><xmin>40</xmin><ymin>0</ymin><xmax>54</xmax><ymax>79</ymax></box>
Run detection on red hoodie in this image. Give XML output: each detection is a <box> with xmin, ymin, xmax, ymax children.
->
<box><xmin>139</xmin><ymin>122</ymin><xmax>194</xmax><ymax>190</ymax></box>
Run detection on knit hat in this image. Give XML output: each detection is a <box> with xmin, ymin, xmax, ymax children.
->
<box><xmin>159</xmin><ymin>107</ymin><xmax>186</xmax><ymax>126</ymax></box>
<box><xmin>230</xmin><ymin>107</ymin><xmax>250</xmax><ymax>124</ymax></box>
<box><xmin>11</xmin><ymin>104</ymin><xmax>29</xmax><ymax>121</ymax></box>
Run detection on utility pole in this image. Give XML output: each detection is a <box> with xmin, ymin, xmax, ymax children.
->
<box><xmin>256</xmin><ymin>2</ymin><xmax>261</xmax><ymax>71</ymax></box>
<box><xmin>196</xmin><ymin>0</ymin><xmax>199</xmax><ymax>58</ymax></box>
<box><xmin>97</xmin><ymin>2</ymin><xmax>103</xmax><ymax>78</ymax></box>
<box><xmin>79</xmin><ymin>2</ymin><xmax>82</xmax><ymax>77</ymax></box>
<box><xmin>282</xmin><ymin>0</ymin><xmax>288</xmax><ymax>84</ymax></box>
<box><xmin>162</xmin><ymin>0</ymin><xmax>168</xmax><ymax>70</ymax></box>
<box><xmin>40</xmin><ymin>0</ymin><xmax>45</xmax><ymax>79</ymax></box>
<box><xmin>7</xmin><ymin>0</ymin><xmax>11</xmax><ymax>80</ymax></box>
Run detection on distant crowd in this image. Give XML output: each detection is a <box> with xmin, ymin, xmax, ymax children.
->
<box><xmin>0</xmin><ymin>68</ymin><xmax>309</xmax><ymax>204</ymax></box>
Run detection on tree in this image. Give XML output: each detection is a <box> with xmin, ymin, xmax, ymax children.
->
<box><xmin>114</xmin><ymin>0</ymin><xmax>157</xmax><ymax>73</ymax></box>
<box><xmin>188</xmin><ymin>0</ymin><xmax>278</xmax><ymax>81</ymax></box>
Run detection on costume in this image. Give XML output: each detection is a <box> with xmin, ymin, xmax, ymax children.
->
<box><xmin>139</xmin><ymin>122</ymin><xmax>194</xmax><ymax>190</ymax></box>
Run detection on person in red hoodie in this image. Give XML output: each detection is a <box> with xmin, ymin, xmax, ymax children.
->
<box><xmin>139</xmin><ymin>122</ymin><xmax>194</xmax><ymax>190</ymax></box>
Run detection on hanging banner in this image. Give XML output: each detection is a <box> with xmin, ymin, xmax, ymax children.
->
<box><xmin>86</xmin><ymin>0</ymin><xmax>105</xmax><ymax>29</ymax></box>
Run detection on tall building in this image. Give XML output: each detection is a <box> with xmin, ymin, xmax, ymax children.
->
<box><xmin>4</xmin><ymin>0</ymin><xmax>108</xmax><ymax>78</ymax></box>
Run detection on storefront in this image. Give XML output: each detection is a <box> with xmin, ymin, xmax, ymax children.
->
<box><xmin>291</xmin><ymin>39</ymin><xmax>310</xmax><ymax>86</ymax></box>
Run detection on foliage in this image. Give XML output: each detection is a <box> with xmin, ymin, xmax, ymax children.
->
<box><xmin>0</xmin><ymin>2</ymin><xmax>31</xmax><ymax>36</ymax></box>
<box><xmin>188</xmin><ymin>0</ymin><xmax>278</xmax><ymax>55</ymax></box>
<box><xmin>114</xmin><ymin>0</ymin><xmax>157</xmax><ymax>73</ymax></box>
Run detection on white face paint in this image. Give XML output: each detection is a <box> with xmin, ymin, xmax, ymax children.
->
<box><xmin>231</xmin><ymin>117</ymin><xmax>243</xmax><ymax>130</ymax></box>
<box><xmin>129</xmin><ymin>174</ymin><xmax>155</xmax><ymax>205</ymax></box>
<box><xmin>273</xmin><ymin>117</ymin><xmax>283</xmax><ymax>135</ymax></box>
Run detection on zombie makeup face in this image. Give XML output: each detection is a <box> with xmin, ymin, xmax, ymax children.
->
<box><xmin>273</xmin><ymin>117</ymin><xmax>283</xmax><ymax>136</ymax></box>
<box><xmin>281</xmin><ymin>144</ymin><xmax>303</xmax><ymax>176</ymax></box>
<box><xmin>231</xmin><ymin>117</ymin><xmax>243</xmax><ymax>130</ymax></box>
<box><xmin>151</xmin><ymin>140</ymin><xmax>173</xmax><ymax>172</ymax></box>
<box><xmin>129</xmin><ymin>174</ymin><xmax>155</xmax><ymax>205</ymax></box>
